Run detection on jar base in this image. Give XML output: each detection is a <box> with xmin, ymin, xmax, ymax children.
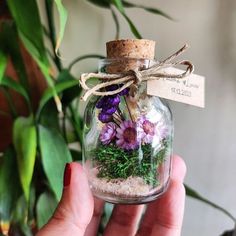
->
<box><xmin>90</xmin><ymin>178</ymin><xmax>170</xmax><ymax>205</ymax></box>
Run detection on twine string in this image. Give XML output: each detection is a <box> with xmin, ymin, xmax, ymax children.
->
<box><xmin>80</xmin><ymin>44</ymin><xmax>194</xmax><ymax>101</ymax></box>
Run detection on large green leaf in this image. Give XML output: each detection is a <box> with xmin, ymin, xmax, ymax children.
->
<box><xmin>7</xmin><ymin>0</ymin><xmax>47</xmax><ymax>62</ymax></box>
<box><xmin>37</xmin><ymin>76</ymin><xmax>79</xmax><ymax>117</ymax></box>
<box><xmin>0</xmin><ymin>148</ymin><xmax>21</xmax><ymax>233</ymax></box>
<box><xmin>45</xmin><ymin>0</ymin><xmax>62</xmax><ymax>71</ymax></box>
<box><xmin>39</xmin><ymin>101</ymin><xmax>60</xmax><ymax>131</ymax></box>
<box><xmin>185</xmin><ymin>184</ymin><xmax>236</xmax><ymax>222</ymax></box>
<box><xmin>1</xmin><ymin>76</ymin><xmax>30</xmax><ymax>106</ymax></box>
<box><xmin>13</xmin><ymin>116</ymin><xmax>37</xmax><ymax>202</ymax></box>
<box><xmin>0</xmin><ymin>22</ymin><xmax>29</xmax><ymax>91</ymax></box>
<box><xmin>36</xmin><ymin>192</ymin><xmax>57</xmax><ymax>228</ymax></box>
<box><xmin>54</xmin><ymin>0</ymin><xmax>68</xmax><ymax>55</ymax></box>
<box><xmin>39</xmin><ymin>125</ymin><xmax>72</xmax><ymax>201</ymax></box>
<box><xmin>0</xmin><ymin>51</ymin><xmax>7</xmax><ymax>82</ymax></box>
<box><xmin>7</xmin><ymin>0</ymin><xmax>61</xmax><ymax>112</ymax></box>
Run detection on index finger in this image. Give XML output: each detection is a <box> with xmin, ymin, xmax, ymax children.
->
<box><xmin>136</xmin><ymin>155</ymin><xmax>186</xmax><ymax>236</ymax></box>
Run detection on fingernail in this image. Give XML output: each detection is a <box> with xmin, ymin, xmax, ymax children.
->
<box><xmin>63</xmin><ymin>163</ymin><xmax>71</xmax><ymax>187</ymax></box>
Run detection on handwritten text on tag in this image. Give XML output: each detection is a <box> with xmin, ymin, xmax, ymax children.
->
<box><xmin>147</xmin><ymin>68</ymin><xmax>205</xmax><ymax>108</ymax></box>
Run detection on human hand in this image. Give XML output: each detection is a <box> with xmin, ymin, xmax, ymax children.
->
<box><xmin>37</xmin><ymin>155</ymin><xmax>186</xmax><ymax>236</ymax></box>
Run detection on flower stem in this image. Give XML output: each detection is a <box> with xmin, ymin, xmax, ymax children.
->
<box><xmin>117</xmin><ymin>106</ymin><xmax>125</xmax><ymax>120</ymax></box>
<box><xmin>112</xmin><ymin>117</ymin><xmax>120</xmax><ymax>126</ymax></box>
<box><xmin>124</xmin><ymin>96</ymin><xmax>134</xmax><ymax>122</ymax></box>
<box><xmin>113</xmin><ymin>112</ymin><xmax>122</xmax><ymax>123</ymax></box>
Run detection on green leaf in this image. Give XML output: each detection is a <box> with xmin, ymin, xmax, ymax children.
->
<box><xmin>1</xmin><ymin>76</ymin><xmax>30</xmax><ymax>105</ymax></box>
<box><xmin>221</xmin><ymin>229</ymin><xmax>235</xmax><ymax>236</ymax></box>
<box><xmin>111</xmin><ymin>0</ymin><xmax>142</xmax><ymax>39</ymax></box>
<box><xmin>68</xmin><ymin>54</ymin><xmax>105</xmax><ymax>71</ymax></box>
<box><xmin>185</xmin><ymin>184</ymin><xmax>236</xmax><ymax>222</ymax></box>
<box><xmin>110</xmin><ymin>7</ymin><xmax>120</xmax><ymax>39</ymax></box>
<box><xmin>12</xmin><ymin>194</ymin><xmax>33</xmax><ymax>236</ymax></box>
<box><xmin>0</xmin><ymin>21</ymin><xmax>29</xmax><ymax>91</ymax></box>
<box><xmin>70</xmin><ymin>149</ymin><xmax>82</xmax><ymax>161</ymax></box>
<box><xmin>123</xmin><ymin>1</ymin><xmax>173</xmax><ymax>20</ymax></box>
<box><xmin>0</xmin><ymin>51</ymin><xmax>7</xmax><ymax>82</ymax></box>
<box><xmin>87</xmin><ymin>0</ymin><xmax>142</xmax><ymax>38</ymax></box>
<box><xmin>39</xmin><ymin>101</ymin><xmax>60</xmax><ymax>131</ymax></box>
<box><xmin>0</xmin><ymin>148</ymin><xmax>21</xmax><ymax>230</ymax></box>
<box><xmin>45</xmin><ymin>0</ymin><xmax>62</xmax><ymax>71</ymax></box>
<box><xmin>112</xmin><ymin>0</ymin><xmax>125</xmax><ymax>14</ymax></box>
<box><xmin>13</xmin><ymin>116</ymin><xmax>37</xmax><ymax>202</ymax></box>
<box><xmin>58</xmin><ymin>70</ymin><xmax>82</xmax><ymax>106</ymax></box>
<box><xmin>87</xmin><ymin>0</ymin><xmax>110</xmax><ymax>8</ymax></box>
<box><xmin>7</xmin><ymin>0</ymin><xmax>61</xmax><ymax>112</ymax></box>
<box><xmin>36</xmin><ymin>192</ymin><xmax>57</xmax><ymax>228</ymax></box>
<box><xmin>54</xmin><ymin>0</ymin><xmax>68</xmax><ymax>54</ymax></box>
<box><xmin>122</xmin><ymin>14</ymin><xmax>142</xmax><ymax>39</ymax></box>
<box><xmin>7</xmin><ymin>0</ymin><xmax>47</xmax><ymax>62</ymax></box>
<box><xmin>39</xmin><ymin>125</ymin><xmax>72</xmax><ymax>201</ymax></box>
<box><xmin>37</xmin><ymin>72</ymin><xmax>79</xmax><ymax>116</ymax></box>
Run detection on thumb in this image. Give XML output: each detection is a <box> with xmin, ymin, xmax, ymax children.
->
<box><xmin>37</xmin><ymin>163</ymin><xmax>94</xmax><ymax>236</ymax></box>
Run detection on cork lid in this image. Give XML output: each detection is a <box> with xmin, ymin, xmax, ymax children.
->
<box><xmin>105</xmin><ymin>39</ymin><xmax>155</xmax><ymax>73</ymax></box>
<box><xmin>106</xmin><ymin>39</ymin><xmax>156</xmax><ymax>59</ymax></box>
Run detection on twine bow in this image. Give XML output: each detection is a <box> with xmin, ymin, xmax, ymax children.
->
<box><xmin>80</xmin><ymin>44</ymin><xmax>194</xmax><ymax>101</ymax></box>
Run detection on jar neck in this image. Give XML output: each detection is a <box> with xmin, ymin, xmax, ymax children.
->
<box><xmin>98</xmin><ymin>58</ymin><xmax>155</xmax><ymax>74</ymax></box>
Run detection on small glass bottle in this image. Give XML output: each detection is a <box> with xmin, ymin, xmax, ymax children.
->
<box><xmin>83</xmin><ymin>39</ymin><xmax>173</xmax><ymax>204</ymax></box>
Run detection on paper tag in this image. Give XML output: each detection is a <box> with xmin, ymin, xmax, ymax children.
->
<box><xmin>147</xmin><ymin>68</ymin><xmax>205</xmax><ymax>108</ymax></box>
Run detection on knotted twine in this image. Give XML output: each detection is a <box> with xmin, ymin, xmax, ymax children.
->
<box><xmin>80</xmin><ymin>44</ymin><xmax>194</xmax><ymax>101</ymax></box>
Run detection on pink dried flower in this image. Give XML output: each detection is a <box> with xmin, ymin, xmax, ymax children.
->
<box><xmin>116</xmin><ymin>120</ymin><xmax>138</xmax><ymax>150</ymax></box>
<box><xmin>137</xmin><ymin>116</ymin><xmax>156</xmax><ymax>144</ymax></box>
<box><xmin>137</xmin><ymin>115</ymin><xmax>169</xmax><ymax>145</ymax></box>
<box><xmin>100</xmin><ymin>122</ymin><xmax>117</xmax><ymax>145</ymax></box>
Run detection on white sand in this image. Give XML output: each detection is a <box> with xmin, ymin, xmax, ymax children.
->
<box><xmin>89</xmin><ymin>169</ymin><xmax>153</xmax><ymax>197</ymax></box>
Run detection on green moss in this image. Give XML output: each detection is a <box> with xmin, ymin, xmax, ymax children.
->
<box><xmin>92</xmin><ymin>139</ymin><xmax>169</xmax><ymax>187</ymax></box>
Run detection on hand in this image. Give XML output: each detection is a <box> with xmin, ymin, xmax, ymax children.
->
<box><xmin>37</xmin><ymin>155</ymin><xmax>186</xmax><ymax>236</ymax></box>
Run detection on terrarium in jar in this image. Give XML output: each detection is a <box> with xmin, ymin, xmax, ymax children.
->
<box><xmin>82</xmin><ymin>39</ymin><xmax>173</xmax><ymax>204</ymax></box>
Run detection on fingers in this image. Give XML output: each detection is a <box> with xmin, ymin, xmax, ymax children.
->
<box><xmin>84</xmin><ymin>197</ymin><xmax>105</xmax><ymax>236</ymax></box>
<box><xmin>137</xmin><ymin>155</ymin><xmax>186</xmax><ymax>236</ymax></box>
<box><xmin>171</xmin><ymin>155</ymin><xmax>187</xmax><ymax>182</ymax></box>
<box><xmin>104</xmin><ymin>204</ymin><xmax>144</xmax><ymax>236</ymax></box>
<box><xmin>37</xmin><ymin>163</ymin><xmax>94</xmax><ymax>236</ymax></box>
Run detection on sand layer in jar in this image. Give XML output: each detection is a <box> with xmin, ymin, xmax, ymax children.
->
<box><xmin>89</xmin><ymin>168</ymin><xmax>161</xmax><ymax>197</ymax></box>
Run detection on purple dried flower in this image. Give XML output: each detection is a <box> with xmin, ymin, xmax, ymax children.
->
<box><xmin>96</xmin><ymin>96</ymin><xmax>108</xmax><ymax>109</ymax></box>
<box><xmin>96</xmin><ymin>95</ymin><xmax>120</xmax><ymax>110</ymax></box>
<box><xmin>98</xmin><ymin>113</ymin><xmax>112</xmax><ymax>123</ymax></box>
<box><xmin>107</xmin><ymin>95</ymin><xmax>120</xmax><ymax>107</ymax></box>
<box><xmin>102</xmin><ymin>106</ymin><xmax>117</xmax><ymax>115</ymax></box>
<box><xmin>100</xmin><ymin>122</ymin><xmax>117</xmax><ymax>145</ymax></box>
<box><xmin>116</xmin><ymin>120</ymin><xmax>138</xmax><ymax>150</ymax></box>
<box><xmin>119</xmin><ymin>87</ymin><xmax>130</xmax><ymax>96</ymax></box>
<box><xmin>106</xmin><ymin>84</ymin><xmax>119</xmax><ymax>91</ymax></box>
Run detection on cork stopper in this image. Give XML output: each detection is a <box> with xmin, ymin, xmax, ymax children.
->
<box><xmin>106</xmin><ymin>39</ymin><xmax>155</xmax><ymax>59</ymax></box>
<box><xmin>105</xmin><ymin>39</ymin><xmax>156</xmax><ymax>73</ymax></box>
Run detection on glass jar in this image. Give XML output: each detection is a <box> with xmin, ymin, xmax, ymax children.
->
<box><xmin>82</xmin><ymin>57</ymin><xmax>173</xmax><ymax>204</ymax></box>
